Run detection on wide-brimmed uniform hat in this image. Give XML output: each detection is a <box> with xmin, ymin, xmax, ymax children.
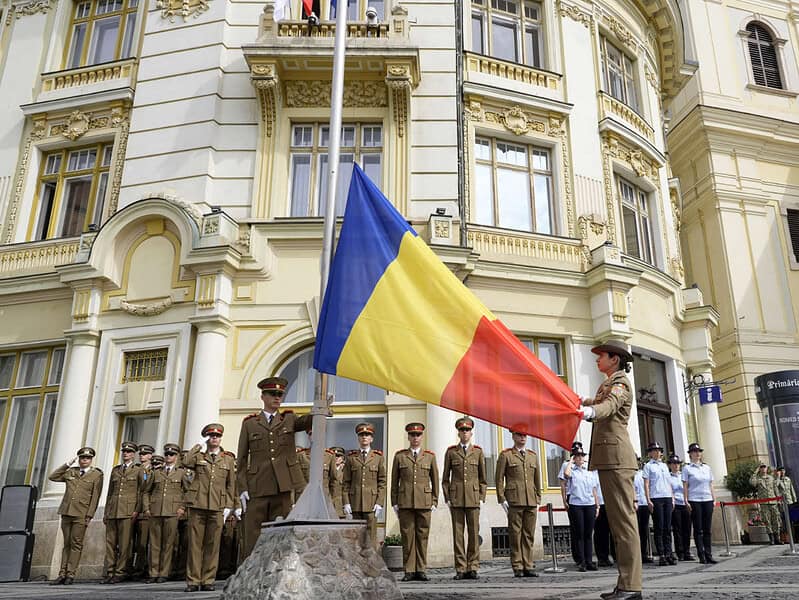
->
<box><xmin>591</xmin><ymin>339</ymin><xmax>632</xmax><ymax>362</ymax></box>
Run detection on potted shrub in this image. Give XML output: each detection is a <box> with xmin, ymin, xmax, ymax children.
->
<box><xmin>745</xmin><ymin>513</ymin><xmax>770</xmax><ymax>544</ymax></box>
<box><xmin>725</xmin><ymin>461</ymin><xmax>766</xmax><ymax>544</ymax></box>
<box><xmin>381</xmin><ymin>534</ymin><xmax>403</xmax><ymax>571</ymax></box>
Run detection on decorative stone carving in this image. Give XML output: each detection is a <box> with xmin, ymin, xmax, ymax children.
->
<box><xmin>120</xmin><ymin>297</ymin><xmax>173</xmax><ymax>316</ymax></box>
<box><xmin>284</xmin><ymin>80</ymin><xmax>388</xmax><ymax>108</ymax></box>
<box><xmin>386</xmin><ymin>63</ymin><xmax>413</xmax><ymax>138</ymax></box>
<box><xmin>61</xmin><ymin>110</ymin><xmax>91</xmax><ymax>141</ymax></box>
<box><xmin>203</xmin><ymin>216</ymin><xmax>220</xmax><ymax>235</ymax></box>
<box><xmin>557</xmin><ymin>0</ymin><xmax>593</xmax><ymax>27</ymax></box>
<box><xmin>577</xmin><ymin>214</ymin><xmax>607</xmax><ymax>265</ymax></box>
<box><xmin>605</xmin><ymin>15</ymin><xmax>636</xmax><ymax>51</ymax></box>
<box><xmin>645</xmin><ymin>64</ymin><xmax>660</xmax><ymax>92</ymax></box>
<box><xmin>139</xmin><ymin>192</ymin><xmax>204</xmax><ymax>228</ymax></box>
<box><xmin>155</xmin><ymin>0</ymin><xmax>210</xmax><ymax>22</ymax></box>
<box><xmin>500</xmin><ymin>106</ymin><xmax>536</xmax><ymax>135</ymax></box>
<box><xmin>465</xmin><ymin>99</ymin><xmax>485</xmax><ymax>122</ymax></box>
<box><xmin>6</xmin><ymin>0</ymin><xmax>56</xmax><ymax>23</ymax></box>
<box><xmin>251</xmin><ymin>63</ymin><xmax>280</xmax><ymax>138</ymax></box>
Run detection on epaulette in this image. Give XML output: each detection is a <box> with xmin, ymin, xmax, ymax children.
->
<box><xmin>348</xmin><ymin>450</ymin><xmax>360</xmax><ymax>456</ymax></box>
<box><xmin>423</xmin><ymin>450</ymin><xmax>435</xmax><ymax>455</ymax></box>
<box><xmin>94</xmin><ymin>467</ymin><xmax>103</xmax><ymax>474</ymax></box>
<box><xmin>223</xmin><ymin>451</ymin><xmax>235</xmax><ymax>458</ymax></box>
<box><xmin>374</xmin><ymin>450</ymin><xmax>383</xmax><ymax>456</ymax></box>
<box><xmin>282</xmin><ymin>410</ymin><xmax>294</xmax><ymax>415</ymax></box>
<box><xmin>502</xmin><ymin>447</ymin><xmax>514</xmax><ymax>453</ymax></box>
<box><xmin>296</xmin><ymin>447</ymin><xmax>304</xmax><ymax>453</ymax></box>
<box><xmin>325</xmin><ymin>448</ymin><xmax>334</xmax><ymax>455</ymax></box>
<box><xmin>473</xmin><ymin>445</ymin><xmax>482</xmax><ymax>450</ymax></box>
<box><xmin>244</xmin><ymin>412</ymin><xmax>259</xmax><ymax>421</ymax></box>
<box><xmin>398</xmin><ymin>448</ymin><xmax>410</xmax><ymax>454</ymax></box>
<box><xmin>448</xmin><ymin>444</ymin><xmax>458</xmax><ymax>450</ymax></box>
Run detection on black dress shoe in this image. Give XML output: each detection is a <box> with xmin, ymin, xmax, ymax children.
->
<box><xmin>522</xmin><ymin>569</ymin><xmax>538</xmax><ymax>577</ymax></box>
<box><xmin>658</xmin><ymin>556</ymin><xmax>668</xmax><ymax>566</ymax></box>
<box><xmin>200</xmin><ymin>584</ymin><xmax>215</xmax><ymax>591</ymax></box>
<box><xmin>683</xmin><ymin>554</ymin><xmax>695</xmax><ymax>561</ymax></box>
<box><xmin>587</xmin><ymin>563</ymin><xmax>598</xmax><ymax>571</ymax></box>
<box><xmin>597</xmin><ymin>559</ymin><xmax>613</xmax><ymax>567</ymax></box>
<box><xmin>578</xmin><ymin>563</ymin><xmax>587</xmax><ymax>572</ymax></box>
<box><xmin>642</xmin><ymin>557</ymin><xmax>654</xmax><ymax>563</ymax></box>
<box><xmin>415</xmin><ymin>572</ymin><xmax>429</xmax><ymax>581</ymax></box>
<box><xmin>453</xmin><ymin>572</ymin><xmax>465</xmax><ymax>580</ymax></box>
<box><xmin>600</xmin><ymin>589</ymin><xmax>618</xmax><ymax>600</ymax></box>
<box><xmin>466</xmin><ymin>570</ymin><xmax>479</xmax><ymax>579</ymax></box>
<box><xmin>667</xmin><ymin>555</ymin><xmax>677</xmax><ymax>565</ymax></box>
<box><xmin>156</xmin><ymin>577</ymin><xmax>168</xmax><ymax>583</ymax></box>
<box><xmin>610</xmin><ymin>591</ymin><xmax>643</xmax><ymax>600</ymax></box>
<box><xmin>184</xmin><ymin>585</ymin><xmax>199</xmax><ymax>592</ymax></box>
<box><xmin>706</xmin><ymin>555</ymin><xmax>718</xmax><ymax>564</ymax></box>
<box><xmin>401</xmin><ymin>573</ymin><xmax>414</xmax><ymax>581</ymax></box>
<box><xmin>50</xmin><ymin>577</ymin><xmax>65</xmax><ymax>585</ymax></box>
<box><xmin>513</xmin><ymin>569</ymin><xmax>523</xmax><ymax>577</ymax></box>
<box><xmin>63</xmin><ymin>577</ymin><xmax>74</xmax><ymax>585</ymax></box>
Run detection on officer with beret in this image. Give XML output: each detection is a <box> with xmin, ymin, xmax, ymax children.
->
<box><xmin>143</xmin><ymin>443</ymin><xmax>187</xmax><ymax>583</ymax></box>
<box><xmin>442</xmin><ymin>417</ymin><xmax>487</xmax><ymax>580</ymax></box>
<box><xmin>344</xmin><ymin>422</ymin><xmax>387</xmax><ymax>547</ymax></box>
<box><xmin>48</xmin><ymin>447</ymin><xmax>103</xmax><ymax>585</ymax></box>
<box><xmin>237</xmin><ymin>376</ymin><xmax>313</xmax><ymax>559</ymax></box>
<box><xmin>103</xmin><ymin>441</ymin><xmax>146</xmax><ymax>583</ymax></box>
<box><xmin>132</xmin><ymin>444</ymin><xmax>155</xmax><ymax>579</ymax></box>
<box><xmin>183</xmin><ymin>423</ymin><xmax>237</xmax><ymax>592</ymax></box>
<box><xmin>496</xmin><ymin>428</ymin><xmax>541</xmax><ymax>577</ymax></box>
<box><xmin>391</xmin><ymin>422</ymin><xmax>439</xmax><ymax>581</ymax></box>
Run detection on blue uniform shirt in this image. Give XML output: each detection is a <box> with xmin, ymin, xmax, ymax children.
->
<box><xmin>634</xmin><ymin>470</ymin><xmax>647</xmax><ymax>506</ymax></box>
<box><xmin>682</xmin><ymin>462</ymin><xmax>714</xmax><ymax>502</ymax></box>
<box><xmin>566</xmin><ymin>464</ymin><xmax>598</xmax><ymax>506</ymax></box>
<box><xmin>595</xmin><ymin>473</ymin><xmax>605</xmax><ymax>506</ymax></box>
<box><xmin>669</xmin><ymin>471</ymin><xmax>685</xmax><ymax>505</ymax></box>
<box><xmin>643</xmin><ymin>459</ymin><xmax>673</xmax><ymax>499</ymax></box>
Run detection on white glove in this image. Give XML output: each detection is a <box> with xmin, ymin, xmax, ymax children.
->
<box><xmin>234</xmin><ymin>507</ymin><xmax>242</xmax><ymax>520</ymax></box>
<box><xmin>431</xmin><ymin>505</ymin><xmax>437</xmax><ymax>512</ymax></box>
<box><xmin>223</xmin><ymin>508</ymin><xmax>231</xmax><ymax>521</ymax></box>
<box><xmin>68</xmin><ymin>457</ymin><xmax>79</xmax><ymax>467</ymax></box>
<box><xmin>446</xmin><ymin>501</ymin><xmax>451</xmax><ymax>507</ymax></box>
<box><xmin>239</xmin><ymin>491</ymin><xmax>249</xmax><ymax>513</ymax></box>
<box><xmin>502</xmin><ymin>500</ymin><xmax>509</xmax><ymax>513</ymax></box>
<box><xmin>373</xmin><ymin>504</ymin><xmax>383</xmax><ymax>519</ymax></box>
<box><xmin>581</xmin><ymin>406</ymin><xmax>595</xmax><ymax>421</ymax></box>
<box><xmin>480</xmin><ymin>499</ymin><xmax>485</xmax><ymax>506</ymax></box>
<box><xmin>393</xmin><ymin>505</ymin><xmax>399</xmax><ymax>514</ymax></box>
<box><xmin>344</xmin><ymin>503</ymin><xmax>352</xmax><ymax>516</ymax></box>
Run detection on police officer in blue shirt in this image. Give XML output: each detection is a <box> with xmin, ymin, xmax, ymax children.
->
<box><xmin>633</xmin><ymin>458</ymin><xmax>652</xmax><ymax>564</ymax></box>
<box><xmin>563</xmin><ymin>448</ymin><xmax>600</xmax><ymax>572</ymax></box>
<box><xmin>643</xmin><ymin>442</ymin><xmax>675</xmax><ymax>565</ymax></box>
<box><xmin>682</xmin><ymin>443</ymin><xmax>716</xmax><ymax>564</ymax></box>
<box><xmin>667</xmin><ymin>454</ymin><xmax>693</xmax><ymax>560</ymax></box>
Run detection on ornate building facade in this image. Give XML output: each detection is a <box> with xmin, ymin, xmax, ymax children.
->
<box><xmin>0</xmin><ymin>0</ymin><xmax>727</xmax><ymax>577</ymax></box>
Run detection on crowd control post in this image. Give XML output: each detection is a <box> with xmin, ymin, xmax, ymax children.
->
<box><xmin>543</xmin><ymin>503</ymin><xmax>566</xmax><ymax>574</ymax></box>
<box><xmin>718</xmin><ymin>502</ymin><xmax>737</xmax><ymax>558</ymax></box>
<box><xmin>781</xmin><ymin>495</ymin><xmax>799</xmax><ymax>556</ymax></box>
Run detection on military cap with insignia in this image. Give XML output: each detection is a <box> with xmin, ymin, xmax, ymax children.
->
<box><xmin>202</xmin><ymin>423</ymin><xmax>224</xmax><ymax>437</ymax></box>
<box><xmin>257</xmin><ymin>376</ymin><xmax>288</xmax><ymax>392</ymax></box>
<box><xmin>405</xmin><ymin>422</ymin><xmax>425</xmax><ymax>433</ymax></box>
<box><xmin>355</xmin><ymin>422</ymin><xmax>375</xmax><ymax>435</ymax></box>
<box><xmin>138</xmin><ymin>444</ymin><xmax>155</xmax><ymax>455</ymax></box>
<box><xmin>151</xmin><ymin>454</ymin><xmax>165</xmax><ymax>466</ymax></box>
<box><xmin>332</xmin><ymin>446</ymin><xmax>345</xmax><ymax>457</ymax></box>
<box><xmin>77</xmin><ymin>446</ymin><xmax>96</xmax><ymax>458</ymax></box>
<box><xmin>590</xmin><ymin>338</ymin><xmax>633</xmax><ymax>361</ymax></box>
<box><xmin>455</xmin><ymin>417</ymin><xmax>474</xmax><ymax>430</ymax></box>
<box><xmin>163</xmin><ymin>443</ymin><xmax>181</xmax><ymax>455</ymax></box>
<box><xmin>121</xmin><ymin>441</ymin><xmax>138</xmax><ymax>453</ymax></box>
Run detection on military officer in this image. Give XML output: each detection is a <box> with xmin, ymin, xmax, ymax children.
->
<box><xmin>143</xmin><ymin>443</ymin><xmax>186</xmax><ymax>583</ymax></box>
<box><xmin>442</xmin><ymin>417</ymin><xmax>487</xmax><ymax>580</ymax></box>
<box><xmin>344</xmin><ymin>422</ymin><xmax>387</xmax><ymax>547</ymax></box>
<box><xmin>391</xmin><ymin>422</ymin><xmax>439</xmax><ymax>581</ymax></box>
<box><xmin>776</xmin><ymin>466</ymin><xmax>797</xmax><ymax>505</ymax></box>
<box><xmin>237</xmin><ymin>376</ymin><xmax>312</xmax><ymax>559</ymax></box>
<box><xmin>751</xmin><ymin>463</ymin><xmax>782</xmax><ymax>544</ymax></box>
<box><xmin>496</xmin><ymin>429</ymin><xmax>541</xmax><ymax>578</ymax></box>
<box><xmin>48</xmin><ymin>447</ymin><xmax>103</xmax><ymax>585</ymax></box>
<box><xmin>182</xmin><ymin>423</ymin><xmax>236</xmax><ymax>592</ymax></box>
<box><xmin>332</xmin><ymin>447</ymin><xmax>346</xmax><ymax>518</ymax></box>
<box><xmin>151</xmin><ymin>454</ymin><xmax>165</xmax><ymax>469</ymax></box>
<box><xmin>132</xmin><ymin>444</ymin><xmax>155</xmax><ymax>579</ymax></box>
<box><xmin>580</xmin><ymin>339</ymin><xmax>642</xmax><ymax>600</ymax></box>
<box><xmin>103</xmin><ymin>441</ymin><xmax>146</xmax><ymax>583</ymax></box>
<box><xmin>296</xmin><ymin>429</ymin><xmax>338</xmax><ymax>506</ymax></box>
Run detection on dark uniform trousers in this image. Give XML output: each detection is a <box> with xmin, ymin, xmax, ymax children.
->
<box><xmin>507</xmin><ymin>506</ymin><xmax>536</xmax><ymax>571</ymax></box>
<box><xmin>132</xmin><ymin>518</ymin><xmax>150</xmax><ymax>575</ymax></box>
<box><xmin>172</xmin><ymin>515</ymin><xmax>189</xmax><ymax>579</ymax></box>
<box><xmin>104</xmin><ymin>518</ymin><xmax>135</xmax><ymax>577</ymax></box>
<box><xmin>59</xmin><ymin>517</ymin><xmax>87</xmax><ymax>578</ymax></box>
<box><xmin>217</xmin><ymin>517</ymin><xmax>239</xmax><ymax>578</ymax></box>
<box><xmin>186</xmin><ymin>508</ymin><xmax>224</xmax><ymax>586</ymax></box>
<box><xmin>671</xmin><ymin>504</ymin><xmax>691</xmax><ymax>558</ymax></box>
<box><xmin>149</xmin><ymin>516</ymin><xmax>179</xmax><ymax>578</ymax></box>
<box><xmin>598</xmin><ymin>470</ymin><xmax>642</xmax><ymax>593</ymax></box>
<box><xmin>450</xmin><ymin>507</ymin><xmax>480</xmax><ymax>573</ymax></box>
<box><xmin>594</xmin><ymin>505</ymin><xmax>615</xmax><ymax>562</ymax></box>
<box><xmin>242</xmin><ymin>493</ymin><xmax>292</xmax><ymax>556</ymax></box>
<box><xmin>398</xmin><ymin>509</ymin><xmax>432</xmax><ymax>572</ymax></box>
<box><xmin>636</xmin><ymin>505</ymin><xmax>651</xmax><ymax>559</ymax></box>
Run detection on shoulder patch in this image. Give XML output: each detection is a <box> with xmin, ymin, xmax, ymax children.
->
<box><xmin>423</xmin><ymin>449</ymin><xmax>435</xmax><ymax>455</ymax></box>
<box><xmin>325</xmin><ymin>448</ymin><xmax>334</xmax><ymax>455</ymax></box>
<box><xmin>244</xmin><ymin>412</ymin><xmax>259</xmax><ymax>421</ymax></box>
<box><xmin>348</xmin><ymin>450</ymin><xmax>360</xmax><ymax>456</ymax></box>
<box><xmin>373</xmin><ymin>450</ymin><xmax>383</xmax><ymax>456</ymax></box>
<box><xmin>223</xmin><ymin>451</ymin><xmax>235</xmax><ymax>458</ymax></box>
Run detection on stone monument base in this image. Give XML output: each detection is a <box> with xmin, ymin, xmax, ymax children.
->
<box><xmin>221</xmin><ymin>519</ymin><xmax>402</xmax><ymax>600</ymax></box>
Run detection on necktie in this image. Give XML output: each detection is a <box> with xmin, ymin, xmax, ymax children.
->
<box><xmin>520</xmin><ymin>449</ymin><xmax>525</xmax><ymax>458</ymax></box>
<box><xmin>462</xmin><ymin>445</ymin><xmax>467</xmax><ymax>453</ymax></box>
<box><xmin>268</xmin><ymin>414</ymin><xmax>273</xmax><ymax>424</ymax></box>
<box><xmin>123</xmin><ymin>464</ymin><xmax>127</xmax><ymax>473</ymax></box>
<box><xmin>210</xmin><ymin>453</ymin><xmax>216</xmax><ymax>463</ymax></box>
<box><xmin>166</xmin><ymin>467</ymin><xmax>171</xmax><ymax>474</ymax></box>
<box><xmin>362</xmin><ymin>450</ymin><xmax>367</xmax><ymax>461</ymax></box>
<box><xmin>80</xmin><ymin>469</ymin><xmax>85</xmax><ymax>477</ymax></box>
<box><xmin>412</xmin><ymin>451</ymin><xmax>418</xmax><ymax>459</ymax></box>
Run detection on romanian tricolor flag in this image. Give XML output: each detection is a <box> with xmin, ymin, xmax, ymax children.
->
<box><xmin>314</xmin><ymin>166</ymin><xmax>581</xmax><ymax>449</ymax></box>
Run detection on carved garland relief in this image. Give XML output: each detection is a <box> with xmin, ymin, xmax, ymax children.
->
<box><xmin>155</xmin><ymin>0</ymin><xmax>210</xmax><ymax>22</ymax></box>
<box><xmin>5</xmin><ymin>0</ymin><xmax>56</xmax><ymax>24</ymax></box>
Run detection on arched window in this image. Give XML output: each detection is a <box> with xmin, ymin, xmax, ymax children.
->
<box><xmin>278</xmin><ymin>348</ymin><xmax>385</xmax><ymax>404</ymax></box>
<box><xmin>746</xmin><ymin>22</ymin><xmax>783</xmax><ymax>89</ymax></box>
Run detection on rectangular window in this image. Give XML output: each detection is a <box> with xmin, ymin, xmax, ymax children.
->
<box><xmin>31</xmin><ymin>143</ymin><xmax>113</xmax><ymax>240</ymax></box>
<box><xmin>786</xmin><ymin>209</ymin><xmax>799</xmax><ymax>262</ymax></box>
<box><xmin>121</xmin><ymin>348</ymin><xmax>168</xmax><ymax>383</ymax></box>
<box><xmin>473</xmin><ymin>136</ymin><xmax>554</xmax><ymax>234</ymax></box>
<box><xmin>331</xmin><ymin>0</ymin><xmax>385</xmax><ymax>20</ymax></box>
<box><xmin>472</xmin><ymin>0</ymin><xmax>544</xmax><ymax>68</ymax></box>
<box><xmin>617</xmin><ymin>177</ymin><xmax>654</xmax><ymax>264</ymax></box>
<box><xmin>601</xmin><ymin>36</ymin><xmax>638</xmax><ymax>111</ymax></box>
<box><xmin>121</xmin><ymin>413</ymin><xmax>159</xmax><ymax>454</ymax></box>
<box><xmin>65</xmin><ymin>0</ymin><xmax>138</xmax><ymax>68</ymax></box>
<box><xmin>289</xmin><ymin>123</ymin><xmax>383</xmax><ymax>217</ymax></box>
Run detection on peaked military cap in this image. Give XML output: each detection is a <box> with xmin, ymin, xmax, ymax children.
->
<box><xmin>405</xmin><ymin>422</ymin><xmax>425</xmax><ymax>433</ymax></box>
<box><xmin>332</xmin><ymin>446</ymin><xmax>345</xmax><ymax>457</ymax></box>
<box><xmin>163</xmin><ymin>443</ymin><xmax>180</xmax><ymax>454</ymax></box>
<box><xmin>151</xmin><ymin>455</ymin><xmax>165</xmax><ymax>466</ymax></box>
<box><xmin>202</xmin><ymin>423</ymin><xmax>224</xmax><ymax>437</ymax></box>
<box><xmin>355</xmin><ymin>422</ymin><xmax>375</xmax><ymax>435</ymax></box>
<box><xmin>138</xmin><ymin>444</ymin><xmax>155</xmax><ymax>454</ymax></box>
<box><xmin>258</xmin><ymin>376</ymin><xmax>288</xmax><ymax>391</ymax></box>
<box><xmin>687</xmin><ymin>442</ymin><xmax>703</xmax><ymax>453</ymax></box>
<box><xmin>455</xmin><ymin>417</ymin><xmax>474</xmax><ymax>429</ymax></box>
<box><xmin>121</xmin><ymin>441</ymin><xmax>138</xmax><ymax>453</ymax></box>
<box><xmin>77</xmin><ymin>446</ymin><xmax>96</xmax><ymax>458</ymax></box>
<box><xmin>590</xmin><ymin>339</ymin><xmax>633</xmax><ymax>362</ymax></box>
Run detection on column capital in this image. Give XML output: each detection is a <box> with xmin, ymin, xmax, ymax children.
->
<box><xmin>189</xmin><ymin>315</ymin><xmax>231</xmax><ymax>336</ymax></box>
<box><xmin>64</xmin><ymin>329</ymin><xmax>100</xmax><ymax>347</ymax></box>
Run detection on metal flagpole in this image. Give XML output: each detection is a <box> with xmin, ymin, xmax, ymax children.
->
<box><xmin>288</xmin><ymin>0</ymin><xmax>347</xmax><ymax>521</ymax></box>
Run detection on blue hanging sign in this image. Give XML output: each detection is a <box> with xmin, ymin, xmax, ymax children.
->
<box><xmin>698</xmin><ymin>385</ymin><xmax>722</xmax><ymax>405</ymax></box>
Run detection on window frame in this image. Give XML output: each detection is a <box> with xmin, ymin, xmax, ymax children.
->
<box><xmin>328</xmin><ymin>0</ymin><xmax>386</xmax><ymax>21</ymax></box>
<box><xmin>29</xmin><ymin>142</ymin><xmax>113</xmax><ymax>241</ymax></box>
<box><xmin>616</xmin><ymin>176</ymin><xmax>654</xmax><ymax>265</ymax></box>
<box><xmin>780</xmin><ymin>205</ymin><xmax>799</xmax><ymax>270</ymax></box>
<box><xmin>600</xmin><ymin>35</ymin><xmax>639</xmax><ymax>112</ymax></box>
<box><xmin>472</xmin><ymin>134</ymin><xmax>555</xmax><ymax>234</ymax></box>
<box><xmin>63</xmin><ymin>0</ymin><xmax>140</xmax><ymax>70</ymax></box>
<box><xmin>471</xmin><ymin>0</ymin><xmax>546</xmax><ymax>69</ymax></box>
<box><xmin>745</xmin><ymin>21</ymin><xmax>783</xmax><ymax>90</ymax></box>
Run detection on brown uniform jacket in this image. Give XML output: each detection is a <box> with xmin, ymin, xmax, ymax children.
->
<box><xmin>143</xmin><ymin>465</ymin><xmax>187</xmax><ymax>516</ymax></box>
<box><xmin>391</xmin><ymin>449</ymin><xmax>439</xmax><ymax>510</ymax></box>
<box><xmin>49</xmin><ymin>463</ymin><xmax>104</xmax><ymax>519</ymax></box>
<box><xmin>182</xmin><ymin>447</ymin><xmax>237</xmax><ymax>511</ymax></box>
<box><xmin>236</xmin><ymin>410</ymin><xmax>312</xmax><ymax>497</ymax></box>
<box><xmin>332</xmin><ymin>464</ymin><xmax>345</xmax><ymax>517</ymax></box>
<box><xmin>442</xmin><ymin>444</ymin><xmax>487</xmax><ymax>508</ymax></box>
<box><xmin>137</xmin><ymin>464</ymin><xmax>154</xmax><ymax>520</ymax></box>
<box><xmin>105</xmin><ymin>462</ymin><xmax>146</xmax><ymax>519</ymax></box>
<box><xmin>585</xmin><ymin>370</ymin><xmax>638</xmax><ymax>470</ymax></box>
<box><xmin>344</xmin><ymin>449</ymin><xmax>387</xmax><ymax>511</ymax></box>
<box><xmin>495</xmin><ymin>448</ymin><xmax>541</xmax><ymax>506</ymax></box>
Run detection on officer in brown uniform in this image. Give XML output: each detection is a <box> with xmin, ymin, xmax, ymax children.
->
<box><xmin>442</xmin><ymin>417</ymin><xmax>487</xmax><ymax>580</ymax></box>
<box><xmin>132</xmin><ymin>444</ymin><xmax>155</xmax><ymax>579</ymax></box>
<box><xmin>182</xmin><ymin>423</ymin><xmax>237</xmax><ymax>592</ymax></box>
<box><xmin>580</xmin><ymin>340</ymin><xmax>641</xmax><ymax>600</ymax></box>
<box><xmin>496</xmin><ymin>428</ymin><xmax>542</xmax><ymax>577</ymax></box>
<box><xmin>48</xmin><ymin>447</ymin><xmax>103</xmax><ymax>585</ymax></box>
<box><xmin>297</xmin><ymin>429</ymin><xmax>339</xmax><ymax>505</ymax></box>
<box><xmin>143</xmin><ymin>443</ymin><xmax>186</xmax><ymax>583</ymax></box>
<box><xmin>236</xmin><ymin>376</ymin><xmax>312</xmax><ymax>560</ymax></box>
<box><xmin>344</xmin><ymin>422</ymin><xmax>387</xmax><ymax>547</ymax></box>
<box><xmin>391</xmin><ymin>422</ymin><xmax>439</xmax><ymax>581</ymax></box>
<box><xmin>331</xmin><ymin>447</ymin><xmax>346</xmax><ymax>518</ymax></box>
<box><xmin>103</xmin><ymin>441</ymin><xmax>146</xmax><ymax>583</ymax></box>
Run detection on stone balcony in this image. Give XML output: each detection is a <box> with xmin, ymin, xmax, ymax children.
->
<box><xmin>464</xmin><ymin>52</ymin><xmax>561</xmax><ymax>91</ymax></box>
<box><xmin>0</xmin><ymin>237</ymin><xmax>81</xmax><ymax>279</ymax></box>
<box><xmin>31</xmin><ymin>58</ymin><xmax>138</xmax><ymax>110</ymax></box>
<box><xmin>466</xmin><ymin>225</ymin><xmax>585</xmax><ymax>272</ymax></box>
<box><xmin>597</xmin><ymin>90</ymin><xmax>654</xmax><ymax>143</ymax></box>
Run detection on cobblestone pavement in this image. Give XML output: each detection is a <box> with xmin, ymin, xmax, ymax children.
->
<box><xmin>2</xmin><ymin>544</ymin><xmax>798</xmax><ymax>599</ymax></box>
